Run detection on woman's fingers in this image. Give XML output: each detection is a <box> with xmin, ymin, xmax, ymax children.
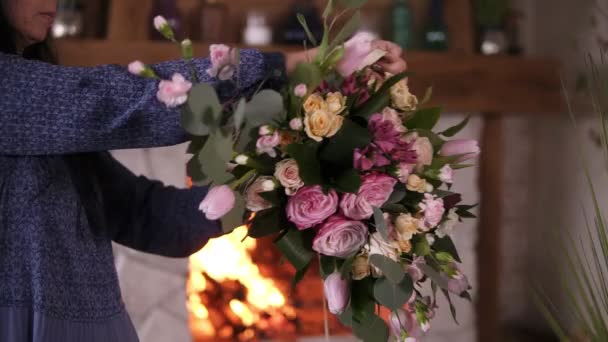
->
<box><xmin>371</xmin><ymin>40</ymin><xmax>407</xmax><ymax>74</ymax></box>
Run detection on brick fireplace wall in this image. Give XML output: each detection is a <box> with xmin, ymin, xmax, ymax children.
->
<box><xmin>109</xmin><ymin>113</ymin><xmax>481</xmax><ymax>342</ymax></box>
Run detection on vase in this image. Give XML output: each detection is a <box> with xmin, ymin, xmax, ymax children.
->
<box><xmin>479</xmin><ymin>28</ymin><xmax>508</xmax><ymax>55</ymax></box>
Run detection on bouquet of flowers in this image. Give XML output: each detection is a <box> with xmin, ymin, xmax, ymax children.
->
<box><xmin>131</xmin><ymin>1</ymin><xmax>479</xmax><ymax>340</ymax></box>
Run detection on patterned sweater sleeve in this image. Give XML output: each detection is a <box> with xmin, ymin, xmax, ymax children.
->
<box><xmin>0</xmin><ymin>51</ymin><xmax>286</xmax><ymax>156</ymax></box>
<box><xmin>96</xmin><ymin>152</ymin><xmax>221</xmax><ymax>258</ymax></box>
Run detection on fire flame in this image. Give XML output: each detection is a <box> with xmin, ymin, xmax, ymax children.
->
<box><xmin>188</xmin><ymin>225</ymin><xmax>293</xmax><ymax>339</ymax></box>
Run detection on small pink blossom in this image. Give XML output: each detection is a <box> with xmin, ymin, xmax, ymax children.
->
<box><xmin>323</xmin><ymin>272</ymin><xmax>350</xmax><ymax>314</ymax></box>
<box><xmin>207</xmin><ymin>44</ymin><xmax>237</xmax><ymax>81</ymax></box>
<box><xmin>340</xmin><ymin>173</ymin><xmax>397</xmax><ymax>220</ymax></box>
<box><xmin>128</xmin><ymin>60</ymin><xmax>145</xmax><ymax>75</ymax></box>
<box><xmin>336</xmin><ymin>32</ymin><xmax>376</xmax><ymax>77</ymax></box>
<box><xmin>198</xmin><ymin>185</ymin><xmax>235</xmax><ymax>220</ymax></box>
<box><xmin>354</xmin><ymin>146</ymin><xmax>390</xmax><ymax>171</ymax></box>
<box><xmin>381</xmin><ymin>107</ymin><xmax>407</xmax><ymax>133</ymax></box>
<box><xmin>439</xmin><ymin>165</ymin><xmax>454</xmax><ymax>184</ymax></box>
<box><xmin>256</xmin><ymin>131</ymin><xmax>280</xmax><ymax>157</ymax></box>
<box><xmin>396</xmin><ymin>163</ymin><xmax>415</xmax><ymax>183</ymax></box>
<box><xmin>412</xmin><ymin>136</ymin><xmax>434</xmax><ymax>170</ymax></box>
<box><xmin>418</xmin><ymin>194</ymin><xmax>445</xmax><ymax>231</ymax></box>
<box><xmin>294</xmin><ymin>84</ymin><xmax>308</xmax><ymax>97</ymax></box>
<box><xmin>153</xmin><ymin>16</ymin><xmax>168</xmax><ymax>31</ymax></box>
<box><xmin>313</xmin><ymin>215</ymin><xmax>368</xmax><ymax>258</ymax></box>
<box><xmin>369</xmin><ymin>113</ymin><xmax>402</xmax><ymax>153</ymax></box>
<box><xmin>389</xmin><ymin>308</ymin><xmax>425</xmax><ymax>340</ymax></box>
<box><xmin>289</xmin><ymin>118</ymin><xmax>303</xmax><ymax>131</ymax></box>
<box><xmin>287</xmin><ymin>186</ymin><xmax>339</xmax><ymax>229</ymax></box>
<box><xmin>156</xmin><ymin>73</ymin><xmax>192</xmax><ymax>108</ymax></box>
<box><xmin>440</xmin><ymin>139</ymin><xmax>480</xmax><ymax>162</ymax></box>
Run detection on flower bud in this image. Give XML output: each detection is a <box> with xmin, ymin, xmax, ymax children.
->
<box><xmin>181</xmin><ymin>39</ymin><xmax>193</xmax><ymax>60</ymax></box>
<box><xmin>235</xmin><ymin>155</ymin><xmax>249</xmax><ymax>165</ymax></box>
<box><xmin>294</xmin><ymin>83</ymin><xmax>308</xmax><ymax>97</ymax></box>
<box><xmin>261</xmin><ymin>179</ymin><xmax>276</xmax><ymax>192</ymax></box>
<box><xmin>153</xmin><ymin>15</ymin><xmax>175</xmax><ymax>41</ymax></box>
<box><xmin>323</xmin><ymin>272</ymin><xmax>350</xmax><ymax>315</ymax></box>
<box><xmin>128</xmin><ymin>61</ymin><xmax>145</xmax><ymax>75</ymax></box>
<box><xmin>259</xmin><ymin>125</ymin><xmax>273</xmax><ymax>136</ymax></box>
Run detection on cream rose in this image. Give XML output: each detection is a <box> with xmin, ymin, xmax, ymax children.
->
<box><xmin>412</xmin><ymin>136</ymin><xmax>434</xmax><ymax>171</ymax></box>
<box><xmin>274</xmin><ymin>159</ymin><xmax>304</xmax><ymax>196</ymax></box>
<box><xmin>395</xmin><ymin>213</ymin><xmax>419</xmax><ymax>240</ymax></box>
<box><xmin>326</xmin><ymin>92</ymin><xmax>346</xmax><ymax>115</ymax></box>
<box><xmin>303</xmin><ymin>93</ymin><xmax>327</xmax><ymax>113</ymax></box>
<box><xmin>304</xmin><ymin>109</ymin><xmax>344</xmax><ymax>142</ymax></box>
<box><xmin>391</xmin><ymin>80</ymin><xmax>419</xmax><ymax>112</ymax></box>
<box><xmin>352</xmin><ymin>254</ymin><xmax>371</xmax><ymax>280</ymax></box>
<box><xmin>406</xmin><ymin>174</ymin><xmax>427</xmax><ymax>193</ymax></box>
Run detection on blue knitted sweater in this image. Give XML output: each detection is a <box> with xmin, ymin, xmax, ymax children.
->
<box><xmin>0</xmin><ymin>50</ymin><xmax>285</xmax><ymax>341</ymax></box>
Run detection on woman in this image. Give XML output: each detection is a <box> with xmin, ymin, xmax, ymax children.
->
<box><xmin>0</xmin><ymin>0</ymin><xmax>407</xmax><ymax>341</ymax></box>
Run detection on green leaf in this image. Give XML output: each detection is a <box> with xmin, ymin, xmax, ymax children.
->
<box><xmin>320</xmin><ymin>255</ymin><xmax>338</xmax><ymax>279</ymax></box>
<box><xmin>187</xmin><ymin>136</ymin><xmax>209</xmax><ymax>154</ymax></box>
<box><xmin>297</xmin><ymin>14</ymin><xmax>318</xmax><ymax>46</ymax></box>
<box><xmin>430</xmin><ymin>154</ymin><xmax>463</xmax><ymax>169</ymax></box>
<box><xmin>291</xmin><ymin>63</ymin><xmax>323</xmax><ymax>92</ymax></box>
<box><xmin>245</xmin><ymin>90</ymin><xmax>285</xmax><ymax>126</ymax></box>
<box><xmin>258</xmin><ymin>190</ymin><xmax>284</xmax><ymax>207</ymax></box>
<box><xmin>274</xmin><ymin>228</ymin><xmax>315</xmax><ymax>271</ymax></box>
<box><xmin>412</xmin><ymin>234</ymin><xmax>431</xmax><ymax>256</ymax></box>
<box><xmin>352</xmin><ymin>313</ymin><xmax>390</xmax><ymax>342</ymax></box>
<box><xmin>323</xmin><ymin>0</ymin><xmax>335</xmax><ymax>19</ymax></box>
<box><xmin>323</xmin><ymin>46</ymin><xmax>345</xmax><ymax>71</ymax></box>
<box><xmin>369</xmin><ymin>254</ymin><xmax>405</xmax><ymax>284</ymax></box>
<box><xmin>234</xmin><ymin>121</ymin><xmax>257</xmax><ymax>153</ymax></box>
<box><xmin>199</xmin><ymin>135</ymin><xmax>233</xmax><ymax>184</ymax></box>
<box><xmin>419</xmin><ymin>263</ymin><xmax>449</xmax><ymax>290</ymax></box>
<box><xmin>248</xmin><ymin>208</ymin><xmax>282</xmax><ymax>238</ymax></box>
<box><xmin>373</xmin><ymin>275</ymin><xmax>414</xmax><ymax>310</ymax></box>
<box><xmin>210</xmin><ymin>131</ymin><xmax>234</xmax><ymax>162</ymax></box>
<box><xmin>382</xmin><ymin>203</ymin><xmax>408</xmax><ymax>213</ymax></box>
<box><xmin>373</xmin><ymin>207</ymin><xmax>389</xmax><ymax>241</ymax></box>
<box><xmin>434</xmin><ymin>236</ymin><xmax>462</xmax><ymax>263</ymax></box>
<box><xmin>286</xmin><ymin>143</ymin><xmax>323</xmax><ymax>185</ymax></box>
<box><xmin>353</xmin><ymin>72</ymin><xmax>409</xmax><ymax>120</ymax></box>
<box><xmin>320</xmin><ymin>119</ymin><xmax>371</xmax><ymax>167</ymax></box>
<box><xmin>440</xmin><ymin>115</ymin><xmax>471</xmax><ymax>137</ymax></box>
<box><xmin>333</xmin><ymin>168</ymin><xmax>362</xmax><ymax>193</ymax></box>
<box><xmin>233</xmin><ymin>98</ymin><xmax>247</xmax><ymax>129</ymax></box>
<box><xmin>351</xmin><ymin>277</ymin><xmax>376</xmax><ymax>323</ymax></box>
<box><xmin>182</xmin><ymin>83</ymin><xmax>222</xmax><ymax>136</ymax></box>
<box><xmin>386</xmin><ymin>182</ymin><xmax>407</xmax><ymax>204</ymax></box>
<box><xmin>340</xmin><ymin>0</ymin><xmax>367</xmax><ymax>9</ymax></box>
<box><xmin>328</xmin><ymin>11</ymin><xmax>361</xmax><ymax>53</ymax></box>
<box><xmin>340</xmin><ymin>256</ymin><xmax>356</xmax><ymax>279</ymax></box>
<box><xmin>441</xmin><ymin>289</ymin><xmax>459</xmax><ymax>324</ymax></box>
<box><xmin>406</xmin><ymin>107</ymin><xmax>442</xmax><ymax>130</ymax></box>
<box><xmin>338</xmin><ymin>305</ymin><xmax>354</xmax><ymax>327</ymax></box>
<box><xmin>221</xmin><ymin>195</ymin><xmax>246</xmax><ymax>233</ymax></box>
<box><xmin>187</xmin><ymin>154</ymin><xmax>208</xmax><ymax>184</ymax></box>
<box><xmin>292</xmin><ymin>261</ymin><xmax>312</xmax><ymax>289</ymax></box>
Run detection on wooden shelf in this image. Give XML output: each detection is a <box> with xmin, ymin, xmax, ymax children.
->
<box><xmin>55</xmin><ymin>39</ymin><xmax>562</xmax><ymax>114</ymax></box>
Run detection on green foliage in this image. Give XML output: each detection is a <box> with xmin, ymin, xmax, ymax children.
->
<box><xmin>286</xmin><ymin>143</ymin><xmax>323</xmax><ymax>185</ymax></box>
<box><xmin>440</xmin><ymin>115</ymin><xmax>471</xmax><ymax>137</ymax></box>
<box><xmin>221</xmin><ymin>196</ymin><xmax>246</xmax><ymax>233</ymax></box>
<box><xmin>245</xmin><ymin>89</ymin><xmax>284</xmax><ymax>126</ymax></box>
<box><xmin>248</xmin><ymin>208</ymin><xmax>283</xmax><ymax>238</ymax></box>
<box><xmin>353</xmin><ymin>72</ymin><xmax>409</xmax><ymax>120</ymax></box>
<box><xmin>406</xmin><ymin>107</ymin><xmax>442</xmax><ymax>131</ymax></box>
<box><xmin>320</xmin><ymin>119</ymin><xmax>371</xmax><ymax>167</ymax></box>
<box><xmin>373</xmin><ymin>275</ymin><xmax>414</xmax><ymax>311</ymax></box>
<box><xmin>369</xmin><ymin>254</ymin><xmax>405</xmax><ymax>284</ymax></box>
<box><xmin>332</xmin><ymin>168</ymin><xmax>362</xmax><ymax>193</ymax></box>
<box><xmin>181</xmin><ymin>84</ymin><xmax>222</xmax><ymax>136</ymax></box>
<box><xmin>275</xmin><ymin>228</ymin><xmax>315</xmax><ymax>272</ymax></box>
<box><xmin>297</xmin><ymin>14</ymin><xmax>318</xmax><ymax>46</ymax></box>
<box><xmin>434</xmin><ymin>236</ymin><xmax>462</xmax><ymax>263</ymax></box>
<box><xmin>373</xmin><ymin>206</ymin><xmax>389</xmax><ymax>241</ymax></box>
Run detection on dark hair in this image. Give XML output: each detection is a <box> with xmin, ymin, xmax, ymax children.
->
<box><xmin>0</xmin><ymin>5</ymin><xmax>106</xmax><ymax>236</ymax></box>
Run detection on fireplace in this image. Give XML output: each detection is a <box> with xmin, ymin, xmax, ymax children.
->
<box><xmin>187</xmin><ymin>225</ymin><xmax>350</xmax><ymax>341</ymax></box>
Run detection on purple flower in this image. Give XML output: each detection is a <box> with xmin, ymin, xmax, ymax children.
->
<box><xmin>418</xmin><ymin>194</ymin><xmax>445</xmax><ymax>231</ymax></box>
<box><xmin>369</xmin><ymin>113</ymin><xmax>402</xmax><ymax>153</ymax></box>
<box><xmin>393</xmin><ymin>140</ymin><xmax>418</xmax><ymax>164</ymax></box>
<box><xmin>354</xmin><ymin>146</ymin><xmax>391</xmax><ymax>171</ymax></box>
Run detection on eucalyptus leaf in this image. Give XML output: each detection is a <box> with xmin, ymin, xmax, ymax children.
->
<box><xmin>245</xmin><ymin>89</ymin><xmax>285</xmax><ymax>126</ymax></box>
<box><xmin>258</xmin><ymin>190</ymin><xmax>284</xmax><ymax>207</ymax></box>
<box><xmin>221</xmin><ymin>195</ymin><xmax>246</xmax><ymax>234</ymax></box>
<box><xmin>351</xmin><ymin>277</ymin><xmax>376</xmax><ymax>323</ymax></box>
<box><xmin>340</xmin><ymin>256</ymin><xmax>356</xmax><ymax>279</ymax></box>
<box><xmin>209</xmin><ymin>131</ymin><xmax>234</xmax><ymax>162</ymax></box>
<box><xmin>442</xmin><ymin>289</ymin><xmax>459</xmax><ymax>324</ymax></box>
<box><xmin>419</xmin><ymin>263</ymin><xmax>449</xmax><ymax>290</ymax></box>
<box><xmin>320</xmin><ymin>119</ymin><xmax>371</xmax><ymax>167</ymax></box>
<box><xmin>187</xmin><ymin>136</ymin><xmax>209</xmax><ymax>154</ymax></box>
<box><xmin>406</xmin><ymin>107</ymin><xmax>442</xmax><ymax>130</ymax></box>
<box><xmin>292</xmin><ymin>261</ymin><xmax>312</xmax><ymax>290</ymax></box>
<box><xmin>369</xmin><ymin>254</ymin><xmax>405</xmax><ymax>284</ymax></box>
<box><xmin>297</xmin><ymin>14</ymin><xmax>318</xmax><ymax>46</ymax></box>
<box><xmin>373</xmin><ymin>275</ymin><xmax>414</xmax><ymax>311</ymax></box>
<box><xmin>233</xmin><ymin>98</ymin><xmax>247</xmax><ymax>129</ymax></box>
<box><xmin>199</xmin><ymin>137</ymin><xmax>232</xmax><ymax>184</ymax></box>
<box><xmin>440</xmin><ymin>115</ymin><xmax>471</xmax><ymax>137</ymax></box>
<box><xmin>187</xmin><ymin>154</ymin><xmax>207</xmax><ymax>184</ymax></box>
<box><xmin>182</xmin><ymin>83</ymin><xmax>222</xmax><ymax>136</ymax></box>
<box><xmin>340</xmin><ymin>0</ymin><xmax>367</xmax><ymax>9</ymax></box>
<box><xmin>235</xmin><ymin>121</ymin><xmax>257</xmax><ymax>153</ymax></box>
<box><xmin>248</xmin><ymin>207</ymin><xmax>282</xmax><ymax>238</ymax></box>
<box><xmin>387</xmin><ymin>183</ymin><xmax>407</xmax><ymax>204</ymax></box>
<box><xmin>327</xmin><ymin>11</ymin><xmax>361</xmax><ymax>52</ymax></box>
<box><xmin>286</xmin><ymin>143</ymin><xmax>323</xmax><ymax>185</ymax></box>
<box><xmin>338</xmin><ymin>305</ymin><xmax>354</xmax><ymax>327</ymax></box>
<box><xmin>373</xmin><ymin>207</ymin><xmax>389</xmax><ymax>241</ymax></box>
<box><xmin>352</xmin><ymin>313</ymin><xmax>390</xmax><ymax>342</ymax></box>
<box><xmin>275</xmin><ymin>228</ymin><xmax>315</xmax><ymax>271</ymax></box>
<box><xmin>434</xmin><ymin>236</ymin><xmax>462</xmax><ymax>263</ymax></box>
<box><xmin>382</xmin><ymin>203</ymin><xmax>408</xmax><ymax>213</ymax></box>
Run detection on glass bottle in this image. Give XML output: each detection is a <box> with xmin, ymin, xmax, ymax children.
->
<box><xmin>149</xmin><ymin>0</ymin><xmax>182</xmax><ymax>40</ymax></box>
<box><xmin>200</xmin><ymin>0</ymin><xmax>227</xmax><ymax>43</ymax></box>
<box><xmin>422</xmin><ymin>0</ymin><xmax>448</xmax><ymax>51</ymax></box>
<box><xmin>392</xmin><ymin>0</ymin><xmax>413</xmax><ymax>50</ymax></box>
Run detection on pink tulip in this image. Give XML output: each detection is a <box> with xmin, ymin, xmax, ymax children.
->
<box><xmin>336</xmin><ymin>32</ymin><xmax>376</xmax><ymax>77</ymax></box>
<box><xmin>440</xmin><ymin>139</ymin><xmax>480</xmax><ymax>162</ymax></box>
<box><xmin>199</xmin><ymin>185</ymin><xmax>235</xmax><ymax>220</ymax></box>
<box><xmin>323</xmin><ymin>272</ymin><xmax>350</xmax><ymax>315</ymax></box>
<box><xmin>156</xmin><ymin>73</ymin><xmax>192</xmax><ymax>108</ymax></box>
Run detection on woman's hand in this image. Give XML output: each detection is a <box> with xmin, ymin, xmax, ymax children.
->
<box><xmin>285</xmin><ymin>39</ymin><xmax>407</xmax><ymax>75</ymax></box>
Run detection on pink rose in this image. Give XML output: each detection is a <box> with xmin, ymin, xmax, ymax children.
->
<box><xmin>336</xmin><ymin>32</ymin><xmax>376</xmax><ymax>77</ymax></box>
<box><xmin>411</xmin><ymin>136</ymin><xmax>434</xmax><ymax>170</ymax></box>
<box><xmin>381</xmin><ymin>107</ymin><xmax>407</xmax><ymax>133</ymax></box>
<box><xmin>340</xmin><ymin>173</ymin><xmax>397</xmax><ymax>220</ymax></box>
<box><xmin>128</xmin><ymin>60</ymin><xmax>145</xmax><ymax>75</ymax></box>
<box><xmin>256</xmin><ymin>131</ymin><xmax>280</xmax><ymax>158</ymax></box>
<box><xmin>156</xmin><ymin>73</ymin><xmax>192</xmax><ymax>108</ymax></box>
<box><xmin>245</xmin><ymin>176</ymin><xmax>274</xmax><ymax>212</ymax></box>
<box><xmin>198</xmin><ymin>185</ymin><xmax>235</xmax><ymax>220</ymax></box>
<box><xmin>274</xmin><ymin>159</ymin><xmax>304</xmax><ymax>196</ymax></box>
<box><xmin>207</xmin><ymin>44</ymin><xmax>237</xmax><ymax>81</ymax></box>
<box><xmin>439</xmin><ymin>165</ymin><xmax>453</xmax><ymax>184</ymax></box>
<box><xmin>287</xmin><ymin>186</ymin><xmax>339</xmax><ymax>229</ymax></box>
<box><xmin>294</xmin><ymin>83</ymin><xmax>308</xmax><ymax>97</ymax></box>
<box><xmin>440</xmin><ymin>139</ymin><xmax>480</xmax><ymax>162</ymax></box>
<box><xmin>313</xmin><ymin>215</ymin><xmax>368</xmax><ymax>257</ymax></box>
<box><xmin>418</xmin><ymin>194</ymin><xmax>445</xmax><ymax>231</ymax></box>
<box><xmin>323</xmin><ymin>272</ymin><xmax>350</xmax><ymax>314</ymax></box>
<box><xmin>369</xmin><ymin>113</ymin><xmax>402</xmax><ymax>153</ymax></box>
